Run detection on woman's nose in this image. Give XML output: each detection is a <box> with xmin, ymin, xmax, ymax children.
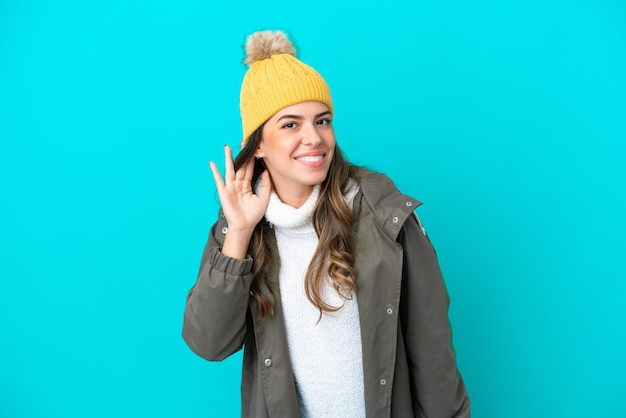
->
<box><xmin>301</xmin><ymin>124</ymin><xmax>322</xmax><ymax>146</ymax></box>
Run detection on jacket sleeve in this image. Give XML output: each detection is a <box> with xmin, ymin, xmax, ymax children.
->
<box><xmin>398</xmin><ymin>213</ymin><xmax>470</xmax><ymax>418</ymax></box>
<box><xmin>182</xmin><ymin>217</ymin><xmax>254</xmax><ymax>361</ymax></box>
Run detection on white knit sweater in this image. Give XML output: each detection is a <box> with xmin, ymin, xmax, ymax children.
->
<box><xmin>264</xmin><ymin>183</ymin><xmax>366</xmax><ymax>418</ymax></box>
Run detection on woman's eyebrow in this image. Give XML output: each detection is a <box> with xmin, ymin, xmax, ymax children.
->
<box><xmin>277</xmin><ymin>114</ymin><xmax>304</xmax><ymax>122</ymax></box>
<box><xmin>276</xmin><ymin>111</ymin><xmax>331</xmax><ymax>123</ymax></box>
<box><xmin>315</xmin><ymin>111</ymin><xmax>332</xmax><ymax>118</ymax></box>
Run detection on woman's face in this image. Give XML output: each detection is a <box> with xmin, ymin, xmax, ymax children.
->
<box><xmin>255</xmin><ymin>101</ymin><xmax>335</xmax><ymax>207</ymax></box>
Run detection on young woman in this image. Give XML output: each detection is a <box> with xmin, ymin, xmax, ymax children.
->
<box><xmin>183</xmin><ymin>30</ymin><xmax>470</xmax><ymax>418</ymax></box>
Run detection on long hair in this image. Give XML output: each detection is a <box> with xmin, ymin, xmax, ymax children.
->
<box><xmin>233</xmin><ymin>124</ymin><xmax>360</xmax><ymax>319</ymax></box>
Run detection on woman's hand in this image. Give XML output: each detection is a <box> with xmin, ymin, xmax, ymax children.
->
<box><xmin>209</xmin><ymin>145</ymin><xmax>271</xmax><ymax>259</ymax></box>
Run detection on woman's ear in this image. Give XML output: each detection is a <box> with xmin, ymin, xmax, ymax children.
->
<box><xmin>254</xmin><ymin>146</ymin><xmax>265</xmax><ymax>159</ymax></box>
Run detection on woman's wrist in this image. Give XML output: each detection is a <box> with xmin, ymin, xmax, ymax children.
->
<box><xmin>221</xmin><ymin>229</ymin><xmax>254</xmax><ymax>260</ymax></box>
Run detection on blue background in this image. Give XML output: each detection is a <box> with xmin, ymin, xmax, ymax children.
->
<box><xmin>1</xmin><ymin>0</ymin><xmax>625</xmax><ymax>417</ymax></box>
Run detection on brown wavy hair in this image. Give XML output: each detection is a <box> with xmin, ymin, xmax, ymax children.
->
<box><xmin>233</xmin><ymin>124</ymin><xmax>360</xmax><ymax>319</ymax></box>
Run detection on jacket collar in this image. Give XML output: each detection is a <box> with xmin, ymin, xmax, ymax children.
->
<box><xmin>353</xmin><ymin>169</ymin><xmax>422</xmax><ymax>239</ymax></box>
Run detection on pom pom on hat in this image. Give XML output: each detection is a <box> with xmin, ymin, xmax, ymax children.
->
<box><xmin>244</xmin><ymin>30</ymin><xmax>296</xmax><ymax>66</ymax></box>
<box><xmin>239</xmin><ymin>30</ymin><xmax>333</xmax><ymax>143</ymax></box>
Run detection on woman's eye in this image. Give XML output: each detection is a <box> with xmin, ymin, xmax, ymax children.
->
<box><xmin>283</xmin><ymin>122</ymin><xmax>297</xmax><ymax>129</ymax></box>
<box><xmin>317</xmin><ymin>118</ymin><xmax>332</xmax><ymax>125</ymax></box>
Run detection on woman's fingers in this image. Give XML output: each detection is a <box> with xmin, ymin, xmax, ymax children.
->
<box><xmin>242</xmin><ymin>157</ymin><xmax>255</xmax><ymax>183</ymax></box>
<box><xmin>223</xmin><ymin>144</ymin><xmax>252</xmax><ymax>185</ymax></box>
<box><xmin>257</xmin><ymin>169</ymin><xmax>272</xmax><ymax>203</ymax></box>
<box><xmin>228</xmin><ymin>147</ymin><xmax>246</xmax><ymax>181</ymax></box>
<box><xmin>208</xmin><ymin>148</ymin><xmax>270</xmax><ymax>232</ymax></box>
<box><xmin>223</xmin><ymin>145</ymin><xmax>235</xmax><ymax>184</ymax></box>
<box><xmin>210</xmin><ymin>145</ymin><xmax>252</xmax><ymax>195</ymax></box>
<box><xmin>208</xmin><ymin>161</ymin><xmax>225</xmax><ymax>190</ymax></box>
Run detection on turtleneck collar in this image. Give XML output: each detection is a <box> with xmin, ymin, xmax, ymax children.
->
<box><xmin>262</xmin><ymin>178</ymin><xmax>360</xmax><ymax>234</ymax></box>
<box><xmin>264</xmin><ymin>185</ymin><xmax>321</xmax><ymax>233</ymax></box>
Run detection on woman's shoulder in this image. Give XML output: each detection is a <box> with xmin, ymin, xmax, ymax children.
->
<box><xmin>354</xmin><ymin>168</ymin><xmax>422</xmax><ymax>210</ymax></box>
<box><xmin>352</xmin><ymin>168</ymin><xmax>422</xmax><ymax>238</ymax></box>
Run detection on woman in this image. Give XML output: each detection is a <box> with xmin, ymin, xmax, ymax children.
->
<box><xmin>183</xmin><ymin>30</ymin><xmax>470</xmax><ymax>418</ymax></box>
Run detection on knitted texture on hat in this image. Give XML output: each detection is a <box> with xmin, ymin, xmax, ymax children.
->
<box><xmin>240</xmin><ymin>30</ymin><xmax>333</xmax><ymax>143</ymax></box>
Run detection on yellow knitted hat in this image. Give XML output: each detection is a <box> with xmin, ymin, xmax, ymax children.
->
<box><xmin>240</xmin><ymin>30</ymin><xmax>333</xmax><ymax>143</ymax></box>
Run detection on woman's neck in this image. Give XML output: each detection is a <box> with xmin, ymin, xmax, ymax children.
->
<box><xmin>272</xmin><ymin>183</ymin><xmax>316</xmax><ymax>208</ymax></box>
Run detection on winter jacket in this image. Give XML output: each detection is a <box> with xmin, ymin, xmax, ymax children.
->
<box><xmin>183</xmin><ymin>169</ymin><xmax>470</xmax><ymax>417</ymax></box>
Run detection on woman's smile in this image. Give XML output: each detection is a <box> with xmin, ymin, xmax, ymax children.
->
<box><xmin>295</xmin><ymin>152</ymin><xmax>326</xmax><ymax>167</ymax></box>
